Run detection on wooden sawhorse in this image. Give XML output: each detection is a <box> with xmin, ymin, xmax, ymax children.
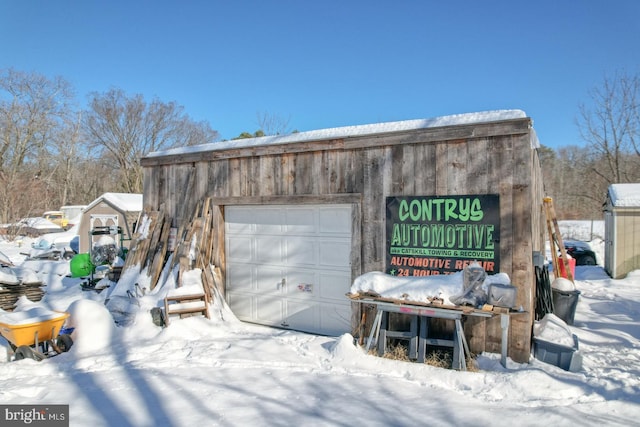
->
<box><xmin>362</xmin><ymin>300</ymin><xmax>505</xmax><ymax>370</ymax></box>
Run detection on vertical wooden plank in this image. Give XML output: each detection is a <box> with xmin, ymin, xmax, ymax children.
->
<box><xmin>176</xmin><ymin>167</ymin><xmax>195</xmax><ymax>224</ymax></box>
<box><xmin>362</xmin><ymin>147</ymin><xmax>387</xmax><ymax>271</ymax></box>
<box><xmin>489</xmin><ymin>137</ymin><xmax>514</xmax><ymax>276</ymax></box>
<box><xmin>238</xmin><ymin>157</ymin><xmax>250</xmax><ymax>197</ymax></box>
<box><xmin>390</xmin><ymin>144</ymin><xmax>405</xmax><ymax>194</ymax></box>
<box><xmin>465</xmin><ymin>316</ymin><xmax>487</xmax><ymax>354</ymax></box>
<box><xmin>294</xmin><ymin>152</ymin><xmax>313</xmax><ymax>195</ymax></box>
<box><xmin>509</xmin><ymin>133</ymin><xmax>535</xmax><ymax>362</ymax></box>
<box><xmin>400</xmin><ymin>144</ymin><xmax>414</xmax><ymax>195</ymax></box>
<box><xmin>209</xmin><ymin>160</ymin><xmax>229</xmax><ymax>198</ymax></box>
<box><xmin>248</xmin><ymin>157</ymin><xmax>260</xmax><ymax>196</ymax></box>
<box><xmin>351</xmin><ymin>201</ymin><xmax>363</xmax><ymax>279</ymax></box>
<box><xmin>314</xmin><ymin>151</ymin><xmax>327</xmax><ymax>195</ymax></box>
<box><xmin>228</xmin><ymin>158</ymin><xmax>241</xmax><ymax>197</ymax></box>
<box><xmin>466</xmin><ymin>138</ymin><xmax>489</xmax><ymax>194</ymax></box>
<box><xmin>273</xmin><ymin>155</ymin><xmax>284</xmax><ymax>196</ymax></box>
<box><xmin>447</xmin><ymin>140</ymin><xmax>467</xmax><ymax>195</ymax></box>
<box><xmin>142</xmin><ymin>167</ymin><xmax>153</xmax><ymax>209</ymax></box>
<box><xmin>435</xmin><ymin>143</ymin><xmax>448</xmax><ymax>195</ymax></box>
<box><xmin>281</xmin><ymin>153</ymin><xmax>295</xmax><ymax>195</ymax></box>
<box><xmin>345</xmin><ymin>149</ymin><xmax>362</xmax><ymax>194</ymax></box>
<box><xmin>483</xmin><ymin>315</ymin><xmax>503</xmax><ymax>354</ymax></box>
<box><xmin>148</xmin><ymin>213</ymin><xmax>172</xmax><ymax>290</ymax></box>
<box><xmin>259</xmin><ymin>155</ymin><xmax>275</xmax><ymax>196</ymax></box>
<box><xmin>192</xmin><ymin>162</ymin><xmax>206</xmax><ymax>201</ymax></box>
<box><xmin>327</xmin><ymin>149</ymin><xmax>343</xmax><ymax>193</ymax></box>
<box><xmin>414</xmin><ymin>143</ymin><xmax>436</xmax><ymax>195</ymax></box>
<box><xmin>531</xmin><ymin>149</ymin><xmax>546</xmax><ymax>254</ymax></box>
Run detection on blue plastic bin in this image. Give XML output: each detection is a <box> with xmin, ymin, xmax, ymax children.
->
<box><xmin>533</xmin><ymin>334</ymin><xmax>582</xmax><ymax>372</ymax></box>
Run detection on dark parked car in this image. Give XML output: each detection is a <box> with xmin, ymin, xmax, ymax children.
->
<box><xmin>564</xmin><ymin>240</ymin><xmax>597</xmax><ymax>266</ymax></box>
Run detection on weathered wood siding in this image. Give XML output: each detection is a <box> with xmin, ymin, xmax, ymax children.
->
<box><xmin>141</xmin><ymin>118</ymin><xmax>544</xmax><ymax>363</ymax></box>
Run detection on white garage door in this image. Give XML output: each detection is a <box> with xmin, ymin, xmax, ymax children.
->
<box><xmin>225</xmin><ymin>204</ymin><xmax>352</xmax><ymax>336</ymax></box>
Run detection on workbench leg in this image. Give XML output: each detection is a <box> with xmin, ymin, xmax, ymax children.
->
<box><xmin>365</xmin><ymin>310</ymin><xmax>383</xmax><ymax>353</ymax></box>
<box><xmin>417</xmin><ymin>316</ymin><xmax>428</xmax><ymax>363</ymax></box>
<box><xmin>408</xmin><ymin>315</ymin><xmax>418</xmax><ymax>360</ymax></box>
<box><xmin>453</xmin><ymin>319</ymin><xmax>467</xmax><ymax>371</ymax></box>
<box><xmin>500</xmin><ymin>314</ymin><xmax>510</xmax><ymax>367</ymax></box>
<box><xmin>377</xmin><ymin>312</ymin><xmax>389</xmax><ymax>357</ymax></box>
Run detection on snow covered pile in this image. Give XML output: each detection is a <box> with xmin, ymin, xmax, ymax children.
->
<box><xmin>349</xmin><ymin>265</ymin><xmax>513</xmax><ymax>307</ymax></box>
<box><xmin>533</xmin><ymin>313</ymin><xmax>576</xmax><ymax>347</ymax></box>
<box><xmin>65</xmin><ymin>299</ymin><xmax>117</xmax><ymax>356</ymax></box>
<box><xmin>1</xmin><ymin>233</ymin><xmax>640</xmax><ymax>425</ymax></box>
<box><xmin>0</xmin><ymin>305</ymin><xmax>66</xmax><ymax>326</ymax></box>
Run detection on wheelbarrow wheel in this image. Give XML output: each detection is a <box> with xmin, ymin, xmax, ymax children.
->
<box><xmin>56</xmin><ymin>334</ymin><xmax>73</xmax><ymax>353</ymax></box>
<box><xmin>14</xmin><ymin>345</ymin><xmax>38</xmax><ymax>361</ymax></box>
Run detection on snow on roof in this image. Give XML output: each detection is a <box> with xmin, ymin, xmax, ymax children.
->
<box><xmin>609</xmin><ymin>183</ymin><xmax>640</xmax><ymax>207</ymax></box>
<box><xmin>146</xmin><ymin>109</ymin><xmax>531</xmax><ymax>158</ymax></box>
<box><xmin>85</xmin><ymin>193</ymin><xmax>143</xmax><ymax>212</ymax></box>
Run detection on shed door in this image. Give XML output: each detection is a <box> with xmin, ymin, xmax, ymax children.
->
<box><xmin>225</xmin><ymin>204</ymin><xmax>352</xmax><ymax>336</ymax></box>
<box><xmin>90</xmin><ymin>214</ymin><xmax>119</xmax><ymax>248</ymax></box>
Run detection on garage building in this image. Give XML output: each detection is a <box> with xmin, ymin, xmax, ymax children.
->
<box><xmin>140</xmin><ymin>110</ymin><xmax>545</xmax><ymax>363</ymax></box>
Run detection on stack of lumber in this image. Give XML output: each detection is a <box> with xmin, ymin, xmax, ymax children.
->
<box><xmin>120</xmin><ymin>197</ymin><xmax>219</xmax><ymax>304</ymax></box>
<box><xmin>0</xmin><ymin>283</ymin><xmax>45</xmax><ymax>311</ymax></box>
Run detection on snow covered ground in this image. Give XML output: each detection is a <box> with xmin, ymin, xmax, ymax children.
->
<box><xmin>0</xmin><ymin>222</ymin><xmax>639</xmax><ymax>427</ymax></box>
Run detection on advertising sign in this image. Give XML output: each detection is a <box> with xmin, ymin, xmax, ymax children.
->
<box><xmin>385</xmin><ymin>194</ymin><xmax>500</xmax><ymax>276</ymax></box>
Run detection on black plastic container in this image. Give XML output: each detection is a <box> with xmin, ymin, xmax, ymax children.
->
<box><xmin>552</xmin><ymin>289</ymin><xmax>581</xmax><ymax>325</ymax></box>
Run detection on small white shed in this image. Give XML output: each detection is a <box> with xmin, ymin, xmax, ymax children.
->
<box><xmin>604</xmin><ymin>183</ymin><xmax>640</xmax><ymax>279</ymax></box>
<box><xmin>78</xmin><ymin>193</ymin><xmax>143</xmax><ymax>254</ymax></box>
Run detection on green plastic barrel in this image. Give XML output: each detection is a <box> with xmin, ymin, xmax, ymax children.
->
<box><xmin>69</xmin><ymin>253</ymin><xmax>94</xmax><ymax>278</ymax></box>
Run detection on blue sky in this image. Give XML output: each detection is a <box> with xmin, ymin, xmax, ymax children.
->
<box><xmin>1</xmin><ymin>1</ymin><xmax>638</xmax><ymax>148</ymax></box>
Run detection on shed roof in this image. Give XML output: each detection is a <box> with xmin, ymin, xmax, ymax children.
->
<box><xmin>85</xmin><ymin>193</ymin><xmax>143</xmax><ymax>212</ymax></box>
<box><xmin>145</xmin><ymin>109</ymin><xmax>533</xmax><ymax>159</ymax></box>
<box><xmin>608</xmin><ymin>183</ymin><xmax>640</xmax><ymax>207</ymax></box>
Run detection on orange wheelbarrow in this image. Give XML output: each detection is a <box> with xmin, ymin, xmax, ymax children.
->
<box><xmin>0</xmin><ymin>308</ymin><xmax>74</xmax><ymax>361</ymax></box>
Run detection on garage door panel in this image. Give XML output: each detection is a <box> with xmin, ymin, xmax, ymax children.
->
<box><xmin>318</xmin><ymin>272</ymin><xmax>352</xmax><ymax>301</ymax></box>
<box><xmin>285</xmin><ymin>237</ymin><xmax>317</xmax><ymax>266</ymax></box>
<box><xmin>319</xmin><ymin>240</ymin><xmax>351</xmax><ymax>267</ymax></box>
<box><xmin>228</xmin><ymin>236</ymin><xmax>253</xmax><ymax>262</ymax></box>
<box><xmin>227</xmin><ymin>292</ymin><xmax>253</xmax><ymax>319</ymax></box>
<box><xmin>285</xmin><ymin>268</ymin><xmax>318</xmax><ymax>298</ymax></box>
<box><xmin>256</xmin><ymin>266</ymin><xmax>285</xmax><ymax>294</ymax></box>
<box><xmin>226</xmin><ymin>209</ymin><xmax>255</xmax><ymax>233</ymax></box>
<box><xmin>254</xmin><ymin>209</ymin><xmax>283</xmax><ymax>234</ymax></box>
<box><xmin>285</xmin><ymin>207</ymin><xmax>316</xmax><ymax>234</ymax></box>
<box><xmin>256</xmin><ymin>236</ymin><xmax>283</xmax><ymax>263</ymax></box>
<box><xmin>256</xmin><ymin>295</ymin><xmax>283</xmax><ymax>325</ymax></box>
<box><xmin>285</xmin><ymin>299</ymin><xmax>319</xmax><ymax>332</ymax></box>
<box><xmin>227</xmin><ymin>264</ymin><xmax>253</xmax><ymax>291</ymax></box>
<box><xmin>319</xmin><ymin>207</ymin><xmax>351</xmax><ymax>234</ymax></box>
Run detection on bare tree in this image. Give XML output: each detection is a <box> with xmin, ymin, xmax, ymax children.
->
<box><xmin>256</xmin><ymin>111</ymin><xmax>292</xmax><ymax>136</ymax></box>
<box><xmin>45</xmin><ymin>112</ymin><xmax>91</xmax><ymax>206</ymax></box>
<box><xmin>0</xmin><ymin>69</ymin><xmax>74</xmax><ymax>223</ymax></box>
<box><xmin>577</xmin><ymin>72</ymin><xmax>640</xmax><ymax>186</ymax></box>
<box><xmin>83</xmin><ymin>88</ymin><xmax>219</xmax><ymax>193</ymax></box>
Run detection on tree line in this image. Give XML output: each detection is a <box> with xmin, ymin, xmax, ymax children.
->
<box><xmin>541</xmin><ymin>72</ymin><xmax>640</xmax><ymax>219</ymax></box>
<box><xmin>1</xmin><ymin>68</ymin><xmax>638</xmax><ymax>225</ymax></box>
<box><xmin>0</xmin><ymin>69</ymin><xmax>218</xmax><ymax>224</ymax></box>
